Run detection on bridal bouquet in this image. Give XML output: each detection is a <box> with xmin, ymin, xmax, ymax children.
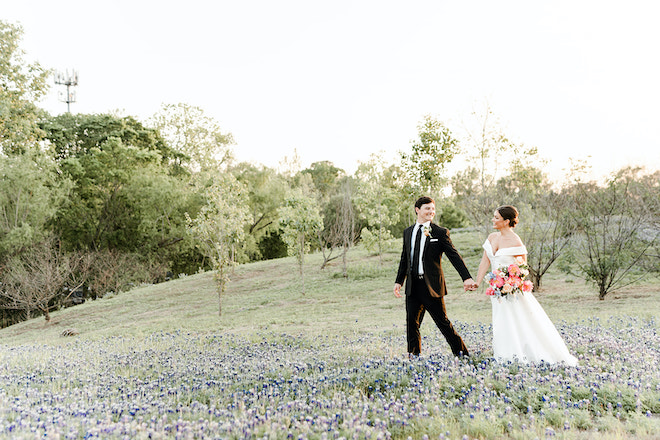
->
<box><xmin>485</xmin><ymin>263</ymin><xmax>534</xmax><ymax>298</ymax></box>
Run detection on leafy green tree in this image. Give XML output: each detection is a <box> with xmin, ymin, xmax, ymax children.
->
<box><xmin>378</xmin><ymin>163</ymin><xmax>412</xmax><ymax>234</ymax></box>
<box><xmin>278</xmin><ymin>183</ymin><xmax>323</xmax><ymax>295</ymax></box>
<box><xmin>149</xmin><ymin>103</ymin><xmax>234</xmax><ymax>173</ymax></box>
<box><xmin>41</xmin><ymin>112</ymin><xmax>200</xmax><ymax>272</ymax></box>
<box><xmin>0</xmin><ymin>21</ymin><xmax>49</xmax><ymax>155</ymax></box>
<box><xmin>41</xmin><ymin>113</ymin><xmax>190</xmax><ymax>254</ymax></box>
<box><xmin>400</xmin><ymin>115</ymin><xmax>459</xmax><ymax>197</ymax></box>
<box><xmin>299</xmin><ymin>161</ymin><xmax>357</xmax><ymax>271</ymax></box>
<box><xmin>230</xmin><ymin>162</ymin><xmax>289</xmax><ymax>261</ymax></box>
<box><xmin>0</xmin><ymin>149</ymin><xmax>71</xmax><ymax>257</ymax></box>
<box><xmin>435</xmin><ymin>199</ymin><xmax>470</xmax><ymax>229</ymax></box>
<box><xmin>122</xmin><ymin>166</ymin><xmax>204</xmax><ymax>274</ymax></box>
<box><xmin>300</xmin><ymin>161</ymin><xmax>345</xmax><ymax>201</ymax></box>
<box><xmin>355</xmin><ymin>154</ymin><xmax>400</xmax><ymax>264</ymax></box>
<box><xmin>186</xmin><ymin>173</ymin><xmax>251</xmax><ymax>315</ymax></box>
<box><xmin>40</xmin><ymin>113</ymin><xmax>176</xmax><ymax>165</ymax></box>
<box><xmin>495</xmin><ymin>164</ymin><xmax>549</xmax><ymax>202</ymax></box>
<box><xmin>54</xmin><ymin>136</ymin><xmax>163</xmax><ymax>251</ymax></box>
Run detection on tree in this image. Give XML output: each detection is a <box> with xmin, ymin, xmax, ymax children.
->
<box><xmin>335</xmin><ymin>182</ymin><xmax>358</xmax><ymax>277</ymax></box>
<box><xmin>186</xmin><ymin>173</ymin><xmax>251</xmax><ymax>315</ymax></box>
<box><xmin>41</xmin><ymin>113</ymin><xmax>176</xmax><ymax>165</ymax></box>
<box><xmin>355</xmin><ymin>154</ymin><xmax>400</xmax><ymax>264</ymax></box>
<box><xmin>451</xmin><ymin>104</ymin><xmax>539</xmax><ymax>232</ymax></box>
<box><xmin>41</xmin><ymin>112</ymin><xmax>202</xmax><ymax>272</ymax></box>
<box><xmin>230</xmin><ymin>162</ymin><xmax>289</xmax><ymax>261</ymax></box>
<box><xmin>0</xmin><ymin>238</ymin><xmax>79</xmax><ymax>322</ymax></box>
<box><xmin>300</xmin><ymin>161</ymin><xmax>344</xmax><ymax>201</ymax></box>
<box><xmin>123</xmin><ymin>166</ymin><xmax>203</xmax><ymax>274</ymax></box>
<box><xmin>435</xmin><ymin>199</ymin><xmax>470</xmax><ymax>229</ymax></box>
<box><xmin>563</xmin><ymin>167</ymin><xmax>658</xmax><ymax>299</ymax></box>
<box><xmin>516</xmin><ymin>190</ymin><xmax>572</xmax><ymax>290</ymax></box>
<box><xmin>53</xmin><ymin>136</ymin><xmax>164</xmax><ymax>252</ymax></box>
<box><xmin>0</xmin><ymin>20</ymin><xmax>50</xmax><ymax>155</ymax></box>
<box><xmin>634</xmin><ymin>170</ymin><xmax>660</xmax><ymax>274</ymax></box>
<box><xmin>278</xmin><ymin>183</ymin><xmax>323</xmax><ymax>295</ymax></box>
<box><xmin>0</xmin><ymin>148</ymin><xmax>71</xmax><ymax>257</ymax></box>
<box><xmin>149</xmin><ymin>103</ymin><xmax>234</xmax><ymax>173</ymax></box>
<box><xmin>493</xmin><ymin>164</ymin><xmax>569</xmax><ymax>290</ymax></box>
<box><xmin>400</xmin><ymin>115</ymin><xmax>459</xmax><ymax>197</ymax></box>
<box><xmin>319</xmin><ymin>179</ymin><xmax>359</xmax><ymax>274</ymax></box>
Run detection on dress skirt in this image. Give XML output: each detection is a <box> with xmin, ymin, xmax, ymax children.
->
<box><xmin>491</xmin><ymin>293</ymin><xmax>578</xmax><ymax>365</ymax></box>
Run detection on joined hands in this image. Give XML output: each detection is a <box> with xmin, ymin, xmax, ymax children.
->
<box><xmin>463</xmin><ymin>278</ymin><xmax>479</xmax><ymax>292</ymax></box>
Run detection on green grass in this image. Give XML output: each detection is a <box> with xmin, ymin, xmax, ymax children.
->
<box><xmin>2</xmin><ymin>229</ymin><xmax>657</xmax><ymax>347</ymax></box>
<box><xmin>1</xmin><ymin>229</ymin><xmax>659</xmax><ymax>439</ymax></box>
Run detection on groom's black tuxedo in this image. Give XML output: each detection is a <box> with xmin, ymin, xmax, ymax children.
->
<box><xmin>395</xmin><ymin>222</ymin><xmax>471</xmax><ymax>356</ymax></box>
<box><xmin>396</xmin><ymin>223</ymin><xmax>472</xmax><ymax>297</ymax></box>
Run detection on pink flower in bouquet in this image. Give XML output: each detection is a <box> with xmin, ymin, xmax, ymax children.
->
<box><xmin>486</xmin><ymin>262</ymin><xmax>532</xmax><ymax>298</ymax></box>
<box><xmin>509</xmin><ymin>276</ymin><xmax>522</xmax><ymax>289</ymax></box>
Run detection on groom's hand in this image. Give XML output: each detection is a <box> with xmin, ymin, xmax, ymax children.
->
<box><xmin>463</xmin><ymin>278</ymin><xmax>478</xmax><ymax>291</ymax></box>
<box><xmin>393</xmin><ymin>283</ymin><xmax>403</xmax><ymax>298</ymax></box>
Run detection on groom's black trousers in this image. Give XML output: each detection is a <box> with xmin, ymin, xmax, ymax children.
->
<box><xmin>406</xmin><ymin>276</ymin><xmax>469</xmax><ymax>356</ymax></box>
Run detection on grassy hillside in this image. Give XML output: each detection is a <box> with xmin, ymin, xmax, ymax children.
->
<box><xmin>1</xmin><ymin>229</ymin><xmax>659</xmax><ymax>439</ymax></box>
<box><xmin>2</xmin><ymin>229</ymin><xmax>657</xmax><ymax>347</ymax></box>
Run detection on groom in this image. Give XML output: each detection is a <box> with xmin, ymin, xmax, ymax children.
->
<box><xmin>394</xmin><ymin>196</ymin><xmax>476</xmax><ymax>357</ymax></box>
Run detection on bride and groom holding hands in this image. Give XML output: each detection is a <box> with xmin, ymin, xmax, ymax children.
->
<box><xmin>393</xmin><ymin>196</ymin><xmax>578</xmax><ymax>366</ymax></box>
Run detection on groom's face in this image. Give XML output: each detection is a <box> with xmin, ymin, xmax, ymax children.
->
<box><xmin>416</xmin><ymin>202</ymin><xmax>435</xmax><ymax>224</ymax></box>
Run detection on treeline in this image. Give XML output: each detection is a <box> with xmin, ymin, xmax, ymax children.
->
<box><xmin>1</xmin><ymin>21</ymin><xmax>658</xmax><ymax>327</ymax></box>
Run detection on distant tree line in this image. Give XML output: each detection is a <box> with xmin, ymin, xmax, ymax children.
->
<box><xmin>1</xmin><ymin>21</ymin><xmax>658</xmax><ymax>326</ymax></box>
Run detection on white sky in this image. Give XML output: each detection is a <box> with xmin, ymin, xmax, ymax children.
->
<box><xmin>3</xmin><ymin>0</ymin><xmax>660</xmax><ymax>182</ymax></box>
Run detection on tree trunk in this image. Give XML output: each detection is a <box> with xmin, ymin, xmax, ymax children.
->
<box><xmin>342</xmin><ymin>245</ymin><xmax>348</xmax><ymax>278</ymax></box>
<box><xmin>217</xmin><ymin>267</ymin><xmax>224</xmax><ymax>316</ymax></box>
<box><xmin>299</xmin><ymin>234</ymin><xmax>305</xmax><ymax>295</ymax></box>
<box><xmin>529</xmin><ymin>268</ymin><xmax>541</xmax><ymax>292</ymax></box>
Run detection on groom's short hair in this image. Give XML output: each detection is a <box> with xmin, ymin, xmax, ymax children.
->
<box><xmin>415</xmin><ymin>196</ymin><xmax>435</xmax><ymax>210</ymax></box>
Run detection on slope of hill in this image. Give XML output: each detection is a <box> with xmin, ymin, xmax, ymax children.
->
<box><xmin>1</xmin><ymin>230</ymin><xmax>657</xmax><ymax>347</ymax></box>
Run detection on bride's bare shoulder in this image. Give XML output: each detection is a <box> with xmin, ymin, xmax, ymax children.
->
<box><xmin>511</xmin><ymin>232</ymin><xmax>525</xmax><ymax>247</ymax></box>
<box><xmin>487</xmin><ymin>232</ymin><xmax>500</xmax><ymax>241</ymax></box>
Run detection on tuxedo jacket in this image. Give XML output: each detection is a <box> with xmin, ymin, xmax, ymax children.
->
<box><xmin>395</xmin><ymin>222</ymin><xmax>472</xmax><ymax>297</ymax></box>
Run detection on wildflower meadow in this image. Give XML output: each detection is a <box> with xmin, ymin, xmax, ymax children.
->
<box><xmin>1</xmin><ymin>239</ymin><xmax>659</xmax><ymax>439</ymax></box>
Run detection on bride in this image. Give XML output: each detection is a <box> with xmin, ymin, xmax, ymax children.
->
<box><xmin>474</xmin><ymin>205</ymin><xmax>578</xmax><ymax>366</ymax></box>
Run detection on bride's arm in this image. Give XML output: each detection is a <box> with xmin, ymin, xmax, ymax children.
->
<box><xmin>474</xmin><ymin>250</ymin><xmax>490</xmax><ymax>286</ymax></box>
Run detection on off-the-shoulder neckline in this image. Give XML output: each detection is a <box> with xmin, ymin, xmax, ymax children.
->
<box><xmin>484</xmin><ymin>239</ymin><xmax>527</xmax><ymax>255</ymax></box>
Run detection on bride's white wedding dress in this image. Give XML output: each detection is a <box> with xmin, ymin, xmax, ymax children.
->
<box><xmin>484</xmin><ymin>240</ymin><xmax>578</xmax><ymax>366</ymax></box>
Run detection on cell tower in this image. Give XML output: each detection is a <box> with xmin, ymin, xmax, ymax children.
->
<box><xmin>54</xmin><ymin>69</ymin><xmax>79</xmax><ymax>113</ymax></box>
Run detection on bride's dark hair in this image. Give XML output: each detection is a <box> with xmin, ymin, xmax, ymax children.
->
<box><xmin>497</xmin><ymin>205</ymin><xmax>519</xmax><ymax>227</ymax></box>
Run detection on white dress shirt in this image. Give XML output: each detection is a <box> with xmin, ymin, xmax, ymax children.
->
<box><xmin>411</xmin><ymin>221</ymin><xmax>430</xmax><ymax>275</ymax></box>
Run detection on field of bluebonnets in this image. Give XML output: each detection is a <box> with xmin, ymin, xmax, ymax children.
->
<box><xmin>1</xmin><ymin>232</ymin><xmax>659</xmax><ymax>439</ymax></box>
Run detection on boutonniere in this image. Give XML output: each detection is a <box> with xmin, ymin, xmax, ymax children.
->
<box><xmin>423</xmin><ymin>225</ymin><xmax>432</xmax><ymax>238</ymax></box>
